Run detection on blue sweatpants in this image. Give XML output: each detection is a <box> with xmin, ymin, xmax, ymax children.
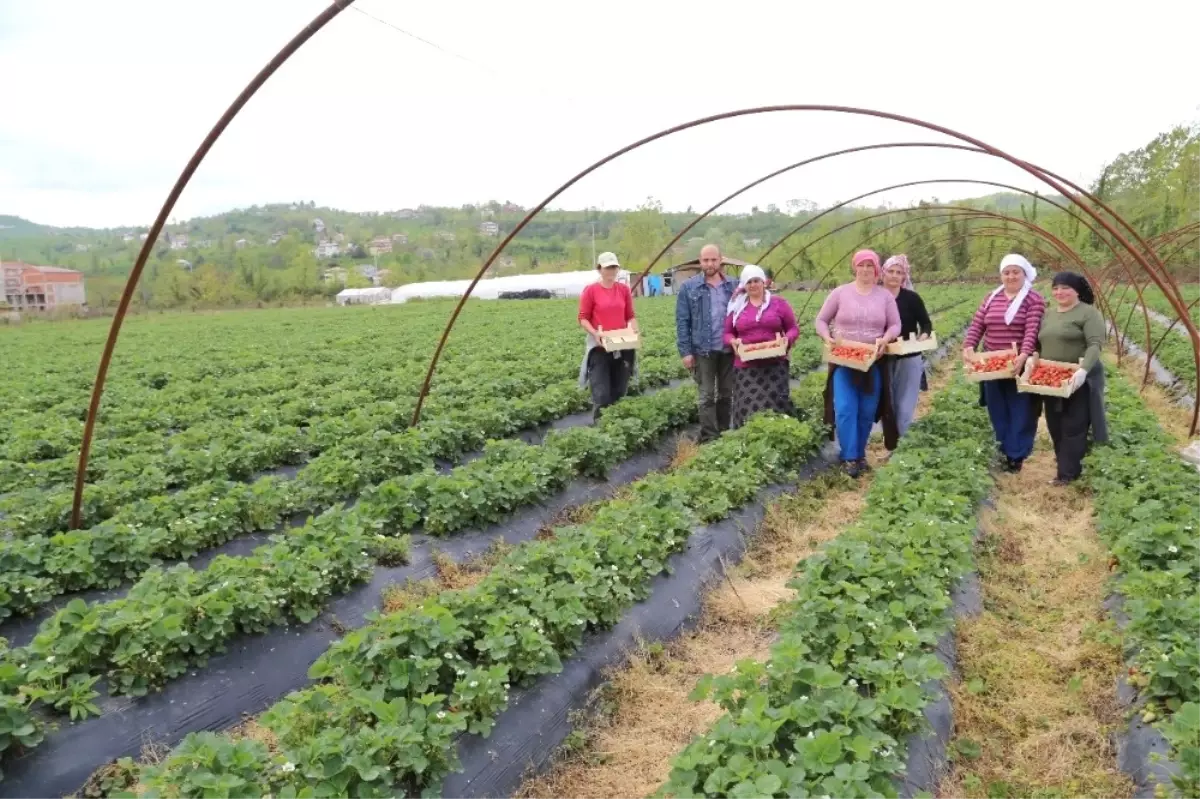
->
<box><xmin>982</xmin><ymin>378</ymin><xmax>1036</xmax><ymax>461</ymax></box>
<box><xmin>833</xmin><ymin>364</ymin><xmax>882</xmax><ymax>462</ymax></box>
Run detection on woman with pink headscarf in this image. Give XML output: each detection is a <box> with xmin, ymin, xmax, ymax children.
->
<box><xmin>881</xmin><ymin>254</ymin><xmax>933</xmax><ymax>439</ymax></box>
<box><xmin>814</xmin><ymin>249</ymin><xmax>902</xmax><ymax>477</ymax></box>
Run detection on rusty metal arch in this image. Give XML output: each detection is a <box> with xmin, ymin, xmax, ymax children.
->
<box><xmin>752</xmin><ymin>178</ymin><xmax>1139</xmax><ymax>341</ymax></box>
<box><xmin>68</xmin><ymin>0</ymin><xmax>356</xmax><ymax>528</ymax></box>
<box><xmin>407</xmin><ymin>105</ymin><xmax>1195</xmax><ymax>433</ymax></box>
<box><xmin>68</xmin><ymin>72</ymin><xmax>1200</xmax><ymax>521</ymax></box>
<box><xmin>802</xmin><ymin>207</ymin><xmax>1102</xmax><ymax>320</ymax></box>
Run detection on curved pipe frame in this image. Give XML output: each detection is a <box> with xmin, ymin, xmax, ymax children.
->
<box><xmin>69</xmin><ymin>90</ymin><xmax>1200</xmax><ymax>523</ymax></box>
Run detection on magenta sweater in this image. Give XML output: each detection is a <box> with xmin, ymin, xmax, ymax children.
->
<box><xmin>814</xmin><ymin>284</ymin><xmax>901</xmax><ymax>345</ymax></box>
<box><xmin>963</xmin><ymin>289</ymin><xmax>1045</xmax><ymax>355</ymax></box>
<box><xmin>722</xmin><ymin>296</ymin><xmax>800</xmax><ymax>368</ymax></box>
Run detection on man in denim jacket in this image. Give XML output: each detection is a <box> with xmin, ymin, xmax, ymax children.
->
<box><xmin>676</xmin><ymin>244</ymin><xmax>738</xmax><ymax>442</ymax></box>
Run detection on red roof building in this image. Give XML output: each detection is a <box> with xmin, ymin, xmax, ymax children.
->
<box><xmin>1</xmin><ymin>262</ymin><xmax>87</xmax><ymax>311</ymax></box>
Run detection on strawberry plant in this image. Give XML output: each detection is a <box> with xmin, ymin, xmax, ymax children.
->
<box><xmin>1086</xmin><ymin>371</ymin><xmax>1200</xmax><ymax>797</ymax></box>
<box><xmin>133</xmin><ymin>410</ymin><xmax>823</xmax><ymax>797</ymax></box>
<box><xmin>662</xmin><ymin>376</ymin><xmax>995</xmax><ymax>798</ymax></box>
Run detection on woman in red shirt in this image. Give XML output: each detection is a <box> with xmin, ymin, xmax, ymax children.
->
<box><xmin>578</xmin><ymin>251</ymin><xmax>638</xmax><ymax>422</ymax></box>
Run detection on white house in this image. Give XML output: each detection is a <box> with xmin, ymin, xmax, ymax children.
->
<box><xmin>479</xmin><ymin>221</ymin><xmax>500</xmax><ymax>237</ymax></box>
<box><xmin>316</xmin><ymin>241</ymin><xmax>340</xmax><ymax>259</ymax></box>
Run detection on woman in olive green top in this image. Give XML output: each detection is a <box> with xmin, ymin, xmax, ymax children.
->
<box><xmin>1021</xmin><ymin>271</ymin><xmax>1105</xmax><ymax>485</ymax></box>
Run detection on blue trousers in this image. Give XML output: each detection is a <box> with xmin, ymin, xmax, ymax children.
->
<box><xmin>833</xmin><ymin>364</ymin><xmax>881</xmax><ymax>462</ymax></box>
<box><xmin>982</xmin><ymin>378</ymin><xmax>1036</xmax><ymax>461</ymax></box>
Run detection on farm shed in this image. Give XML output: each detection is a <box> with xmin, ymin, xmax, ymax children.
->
<box><xmin>661</xmin><ymin>256</ymin><xmax>746</xmax><ymax>294</ymax></box>
<box><xmin>390</xmin><ymin>269</ymin><xmax>631</xmax><ymax>303</ymax></box>
<box><xmin>335</xmin><ymin>287</ymin><xmax>392</xmax><ymax>306</ymax></box>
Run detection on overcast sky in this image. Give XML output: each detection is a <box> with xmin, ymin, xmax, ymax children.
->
<box><xmin>1</xmin><ymin>0</ymin><xmax>1197</xmax><ymax>229</ymax></box>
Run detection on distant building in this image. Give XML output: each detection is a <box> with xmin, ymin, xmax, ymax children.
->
<box><xmin>501</xmin><ymin>202</ymin><xmax>523</xmax><ymax>214</ymax></box>
<box><xmin>312</xmin><ymin>218</ymin><xmax>326</xmax><ymax>233</ymax></box>
<box><xmin>369</xmin><ymin>236</ymin><xmax>393</xmax><ymax>256</ymax></box>
<box><xmin>74</xmin><ymin>243</ymin><xmax>90</xmax><ymax>252</ymax></box>
<box><xmin>235</xmin><ymin>239</ymin><xmax>248</xmax><ymax>249</ymax></box>
<box><xmin>122</xmin><ymin>233</ymin><xmax>135</xmax><ymax>243</ymax></box>
<box><xmin>316</xmin><ymin>241</ymin><xmax>341</xmax><ymax>259</ymax></box>
<box><xmin>742</xmin><ymin>238</ymin><xmax>761</xmax><ymax>248</ymax></box>
<box><xmin>268</xmin><ymin>232</ymin><xmax>284</xmax><ymax>245</ymax></box>
<box><xmin>2</xmin><ymin>262</ymin><xmax>86</xmax><ymax>311</ymax></box>
<box><xmin>479</xmin><ymin>221</ymin><xmax>499</xmax><ymax>237</ymax></box>
<box><xmin>323</xmin><ymin>267</ymin><xmax>348</xmax><ymax>284</ymax></box>
<box><xmin>177</xmin><ymin>259</ymin><xmax>193</xmax><ymax>270</ymax></box>
<box><xmin>395</xmin><ymin>209</ymin><xmax>416</xmax><ymax>219</ymax></box>
<box><xmin>436</xmin><ymin>231</ymin><xmax>456</xmax><ymax>242</ymax></box>
<box><xmin>139</xmin><ymin>233</ymin><xmax>150</xmax><ymax>241</ymax></box>
<box><xmin>170</xmin><ymin>233</ymin><xmax>189</xmax><ymax>250</ymax></box>
<box><xmin>391</xmin><ymin>233</ymin><xmax>408</xmax><ymax>244</ymax></box>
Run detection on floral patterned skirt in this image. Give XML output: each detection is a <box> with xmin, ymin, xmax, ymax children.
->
<box><xmin>731</xmin><ymin>360</ymin><xmax>794</xmax><ymax>429</ymax></box>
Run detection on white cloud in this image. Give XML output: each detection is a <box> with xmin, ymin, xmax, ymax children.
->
<box><xmin>1</xmin><ymin>0</ymin><xmax>1196</xmax><ymax>227</ymax></box>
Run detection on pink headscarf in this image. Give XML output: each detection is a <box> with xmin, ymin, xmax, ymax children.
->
<box><xmin>882</xmin><ymin>254</ymin><xmax>913</xmax><ymax>290</ymax></box>
<box><xmin>852</xmin><ymin>249</ymin><xmax>881</xmax><ymax>280</ymax></box>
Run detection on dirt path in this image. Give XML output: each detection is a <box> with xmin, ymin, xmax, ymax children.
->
<box><xmin>517</xmin><ymin>369</ymin><xmax>949</xmax><ymax>799</ymax></box>
<box><xmin>939</xmin><ymin>433</ymin><xmax>1133</xmax><ymax>799</ymax></box>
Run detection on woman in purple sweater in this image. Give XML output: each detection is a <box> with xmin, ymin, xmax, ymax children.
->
<box><xmin>961</xmin><ymin>253</ymin><xmax>1045</xmax><ymax>472</ymax></box>
<box><xmin>722</xmin><ymin>265</ymin><xmax>800</xmax><ymax>428</ymax></box>
<box><xmin>814</xmin><ymin>250</ymin><xmax>901</xmax><ymax>477</ymax></box>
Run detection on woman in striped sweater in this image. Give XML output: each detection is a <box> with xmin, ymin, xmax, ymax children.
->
<box><xmin>961</xmin><ymin>254</ymin><xmax>1045</xmax><ymax>472</ymax></box>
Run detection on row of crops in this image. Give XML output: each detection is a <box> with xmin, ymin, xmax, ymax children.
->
<box><xmin>7</xmin><ymin>284</ymin><xmax>1192</xmax><ymax>797</ymax></box>
<box><xmin>1107</xmin><ymin>284</ymin><xmax>1199</xmax><ymax>396</ymax></box>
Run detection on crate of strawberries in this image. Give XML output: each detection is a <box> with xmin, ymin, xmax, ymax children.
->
<box><xmin>963</xmin><ymin>344</ymin><xmax>1018</xmax><ymax>382</ymax></box>
<box><xmin>822</xmin><ymin>338</ymin><xmax>878</xmax><ymax>372</ymax></box>
<box><xmin>1017</xmin><ymin>357</ymin><xmax>1082</xmax><ymax>398</ymax></box>
<box><xmin>737</xmin><ymin>334</ymin><xmax>788</xmax><ymax>362</ymax></box>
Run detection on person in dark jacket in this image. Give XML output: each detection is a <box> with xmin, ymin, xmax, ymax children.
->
<box><xmin>880</xmin><ymin>254</ymin><xmax>933</xmax><ymax>439</ymax></box>
<box><xmin>675</xmin><ymin>244</ymin><xmax>738</xmax><ymax>442</ymax></box>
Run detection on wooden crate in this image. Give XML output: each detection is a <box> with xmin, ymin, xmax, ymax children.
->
<box><xmin>738</xmin><ymin>336</ymin><xmax>788</xmax><ymax>362</ymax></box>
<box><xmin>599</xmin><ymin>328</ymin><xmax>641</xmax><ymax>352</ymax></box>
<box><xmin>886</xmin><ymin>332</ymin><xmax>938</xmax><ymax>356</ymax></box>
<box><xmin>1017</xmin><ymin>357</ymin><xmax>1083</xmax><ymax>398</ymax></box>
<box><xmin>822</xmin><ymin>339</ymin><xmax>878</xmax><ymax>372</ymax></box>
<box><xmin>963</xmin><ymin>343</ymin><xmax>1019</xmax><ymax>382</ymax></box>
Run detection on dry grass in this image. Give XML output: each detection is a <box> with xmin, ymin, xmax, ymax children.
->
<box><xmin>1107</xmin><ymin>351</ymin><xmax>1194</xmax><ymax>444</ymax></box>
<box><xmin>939</xmin><ymin>444</ymin><xmax>1133</xmax><ymax>799</ymax></box>
<box><xmin>669</xmin><ymin>434</ymin><xmax>701</xmax><ymax>470</ymax></box>
<box><xmin>515</xmin><ymin>471</ymin><xmax>864</xmax><ymax>799</ymax></box>
<box><xmin>381</xmin><ymin>541</ymin><xmax>512</xmax><ymax>613</ymax></box>
<box><xmin>517</xmin><ymin>358</ymin><xmax>958</xmax><ymax>799</ymax></box>
<box><xmin>227</xmin><ymin>718</ymin><xmax>280</xmax><ymax>755</ymax></box>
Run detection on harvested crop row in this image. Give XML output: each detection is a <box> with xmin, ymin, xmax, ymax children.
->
<box><xmin>0</xmin><ymin>382</ymin><xmax>704</xmax><ymax>764</ymax></box>
<box><xmin>119</xmin><ymin>411</ymin><xmax>826</xmax><ymax>796</ymax></box>
<box><xmin>1085</xmin><ymin>370</ymin><xmax>1200</xmax><ymax>798</ymax></box>
<box><xmin>660</xmin><ymin>375</ymin><xmax>995</xmax><ymax>798</ymax></box>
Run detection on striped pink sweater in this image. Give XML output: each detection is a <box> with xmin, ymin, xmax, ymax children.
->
<box><xmin>963</xmin><ymin>290</ymin><xmax>1045</xmax><ymax>355</ymax></box>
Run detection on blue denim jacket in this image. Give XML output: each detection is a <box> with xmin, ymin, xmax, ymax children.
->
<box><xmin>675</xmin><ymin>273</ymin><xmax>738</xmax><ymax>357</ymax></box>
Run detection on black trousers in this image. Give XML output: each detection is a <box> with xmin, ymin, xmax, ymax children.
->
<box><xmin>1044</xmin><ymin>383</ymin><xmax>1091</xmax><ymax>481</ymax></box>
<box><xmin>588</xmin><ymin>348</ymin><xmax>635</xmax><ymax>422</ymax></box>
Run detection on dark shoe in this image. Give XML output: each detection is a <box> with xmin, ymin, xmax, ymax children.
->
<box><xmin>1049</xmin><ymin>477</ymin><xmax>1072</xmax><ymax>487</ymax></box>
<box><xmin>857</xmin><ymin>458</ymin><xmax>871</xmax><ymax>474</ymax></box>
<box><xmin>845</xmin><ymin>460</ymin><xmax>861</xmax><ymax>478</ymax></box>
<box><xmin>1009</xmin><ymin>458</ymin><xmax>1024</xmax><ymax>473</ymax></box>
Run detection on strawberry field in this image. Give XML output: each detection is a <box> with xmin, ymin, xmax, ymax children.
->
<box><xmin>0</xmin><ymin>284</ymin><xmax>1195</xmax><ymax>798</ymax></box>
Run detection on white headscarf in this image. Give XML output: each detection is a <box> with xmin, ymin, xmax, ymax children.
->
<box><xmin>988</xmin><ymin>254</ymin><xmax>1037</xmax><ymax>325</ymax></box>
<box><xmin>726</xmin><ymin>264</ymin><xmax>772</xmax><ymax>322</ymax></box>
